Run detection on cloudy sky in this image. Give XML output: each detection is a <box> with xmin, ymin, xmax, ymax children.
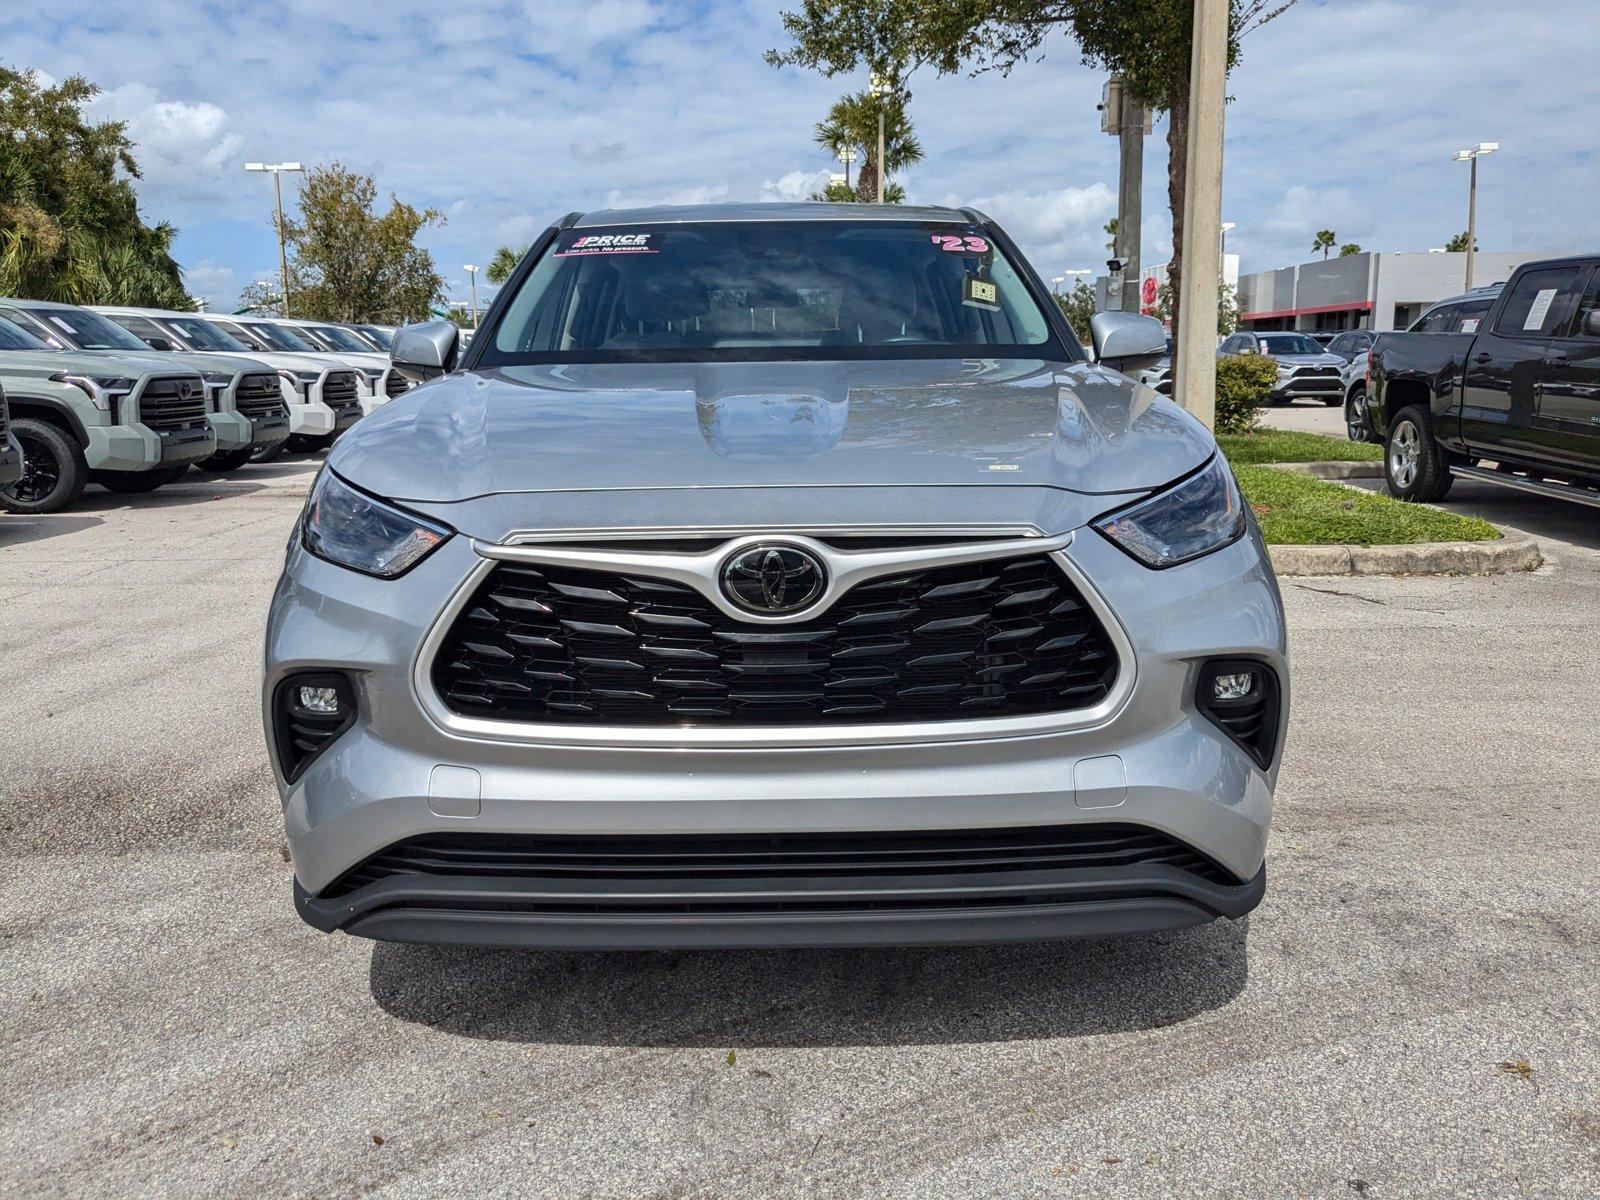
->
<box><xmin>7</xmin><ymin>0</ymin><xmax>1599</xmax><ymax>311</ymax></box>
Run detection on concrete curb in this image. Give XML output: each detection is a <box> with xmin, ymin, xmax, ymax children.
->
<box><xmin>1268</xmin><ymin>460</ymin><xmax>1384</xmax><ymax>479</ymax></box>
<box><xmin>1269</xmin><ymin>534</ymin><xmax>1541</xmax><ymax>577</ymax></box>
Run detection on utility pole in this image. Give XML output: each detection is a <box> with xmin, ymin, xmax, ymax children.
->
<box><xmin>1174</xmin><ymin>0</ymin><xmax>1228</xmax><ymax>431</ymax></box>
<box><xmin>1453</xmin><ymin>142</ymin><xmax>1497</xmax><ymax>289</ymax></box>
<box><xmin>244</xmin><ymin>162</ymin><xmax>303</xmax><ymax>316</ymax></box>
<box><xmin>870</xmin><ymin>74</ymin><xmax>891</xmax><ymax>203</ymax></box>
<box><xmin>463</xmin><ymin>264</ymin><xmax>481</xmax><ymax>328</ymax></box>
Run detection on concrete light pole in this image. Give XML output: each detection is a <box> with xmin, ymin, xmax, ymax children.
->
<box><xmin>244</xmin><ymin>162</ymin><xmax>303</xmax><ymax>316</ymax></box>
<box><xmin>838</xmin><ymin>145</ymin><xmax>857</xmax><ymax>190</ymax></box>
<box><xmin>1452</xmin><ymin>142</ymin><xmax>1498</xmax><ymax>289</ymax></box>
<box><xmin>1173</xmin><ymin>0</ymin><xmax>1228</xmax><ymax>431</ymax></box>
<box><xmin>463</xmin><ymin>264</ymin><xmax>481</xmax><ymax>328</ymax></box>
<box><xmin>870</xmin><ymin>74</ymin><xmax>892</xmax><ymax>203</ymax></box>
<box><xmin>1102</xmin><ymin>77</ymin><xmax>1149</xmax><ymax>314</ymax></box>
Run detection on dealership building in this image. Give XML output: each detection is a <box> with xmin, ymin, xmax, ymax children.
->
<box><xmin>1234</xmin><ymin>250</ymin><xmax>1563</xmax><ymax>333</ymax></box>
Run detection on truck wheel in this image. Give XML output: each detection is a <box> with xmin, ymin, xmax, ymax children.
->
<box><xmin>0</xmin><ymin>418</ymin><xmax>89</xmax><ymax>514</ymax></box>
<box><xmin>1385</xmin><ymin>406</ymin><xmax>1454</xmax><ymax>503</ymax></box>
<box><xmin>286</xmin><ymin>434</ymin><xmax>331</xmax><ymax>454</ymax></box>
<box><xmin>250</xmin><ymin>440</ymin><xmax>285</xmax><ymax>464</ymax></box>
<box><xmin>93</xmin><ymin>464</ymin><xmax>191</xmax><ymax>494</ymax></box>
<box><xmin>193</xmin><ymin>447</ymin><xmax>255</xmax><ymax>474</ymax></box>
<box><xmin>1345</xmin><ymin>385</ymin><xmax>1374</xmax><ymax>442</ymax></box>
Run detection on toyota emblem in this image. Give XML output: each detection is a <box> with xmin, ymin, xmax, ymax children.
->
<box><xmin>720</xmin><ymin>545</ymin><xmax>827</xmax><ymax>615</ymax></box>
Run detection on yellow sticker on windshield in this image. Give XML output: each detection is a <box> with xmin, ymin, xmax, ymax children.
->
<box><xmin>963</xmin><ymin>275</ymin><xmax>999</xmax><ymax>309</ymax></box>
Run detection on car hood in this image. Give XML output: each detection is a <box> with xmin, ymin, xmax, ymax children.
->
<box><xmin>330</xmin><ymin>358</ymin><xmax>1214</xmax><ymax>509</ymax></box>
<box><xmin>0</xmin><ymin>348</ymin><xmax>202</xmax><ymax>381</ymax></box>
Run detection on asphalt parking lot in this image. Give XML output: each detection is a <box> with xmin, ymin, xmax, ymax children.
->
<box><xmin>3</xmin><ymin>456</ymin><xmax>1598</xmax><ymax>1199</ymax></box>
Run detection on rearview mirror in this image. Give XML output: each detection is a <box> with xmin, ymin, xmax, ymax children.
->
<box><xmin>391</xmin><ymin>320</ymin><xmax>460</xmax><ymax>383</ymax></box>
<box><xmin>1584</xmin><ymin>309</ymin><xmax>1600</xmax><ymax>338</ymax></box>
<box><xmin>144</xmin><ymin>336</ymin><xmax>174</xmax><ymax>352</ymax></box>
<box><xmin>1089</xmin><ymin>311</ymin><xmax>1168</xmax><ymax>375</ymax></box>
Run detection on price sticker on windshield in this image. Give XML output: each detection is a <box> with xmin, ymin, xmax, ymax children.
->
<box><xmin>932</xmin><ymin>234</ymin><xmax>991</xmax><ymax>255</ymax></box>
<box><xmin>963</xmin><ymin>274</ymin><xmax>1000</xmax><ymax>310</ymax></box>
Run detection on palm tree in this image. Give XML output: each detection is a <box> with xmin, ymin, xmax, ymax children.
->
<box><xmin>486</xmin><ymin>245</ymin><xmax>527</xmax><ymax>286</ymax></box>
<box><xmin>812</xmin><ymin>90</ymin><xmax>922</xmax><ymax>203</ymax></box>
<box><xmin>1312</xmin><ymin>229</ymin><xmax>1337</xmax><ymax>259</ymax></box>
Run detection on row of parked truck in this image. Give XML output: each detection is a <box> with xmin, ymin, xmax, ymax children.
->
<box><xmin>0</xmin><ymin>303</ymin><xmax>408</xmax><ymax>514</ymax></box>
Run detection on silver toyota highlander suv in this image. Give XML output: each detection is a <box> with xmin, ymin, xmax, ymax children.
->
<box><xmin>266</xmin><ymin>203</ymin><xmax>1289</xmax><ymax>951</ymax></box>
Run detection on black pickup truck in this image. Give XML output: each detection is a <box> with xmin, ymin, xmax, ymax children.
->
<box><xmin>1368</xmin><ymin>254</ymin><xmax>1600</xmax><ymax>506</ymax></box>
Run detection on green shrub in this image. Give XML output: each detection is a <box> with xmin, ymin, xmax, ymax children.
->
<box><xmin>1214</xmin><ymin>354</ymin><xmax>1278</xmax><ymax>434</ymax></box>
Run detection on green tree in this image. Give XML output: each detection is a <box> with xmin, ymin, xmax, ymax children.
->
<box><xmin>1053</xmin><ymin>279</ymin><xmax>1098</xmax><ymax>342</ymax></box>
<box><xmin>0</xmin><ymin>67</ymin><xmax>192</xmax><ymax>307</ymax></box>
<box><xmin>235</xmin><ymin>279</ymin><xmax>281</xmax><ymax>315</ymax></box>
<box><xmin>487</xmin><ymin>244</ymin><xmax>527</xmax><ymax>285</ymax></box>
<box><xmin>812</xmin><ymin>90</ymin><xmax>922</xmax><ymax>202</ymax></box>
<box><xmin>1144</xmin><ymin>279</ymin><xmax>1237</xmax><ymax>337</ymax></box>
<box><xmin>1312</xmin><ymin>229</ymin><xmax>1336</xmax><ymax>259</ymax></box>
<box><xmin>281</xmin><ymin>162</ymin><xmax>444</xmax><ymax>323</ymax></box>
<box><xmin>766</xmin><ymin>0</ymin><xmax>1295</xmax><ymax>350</ymax></box>
<box><xmin>1103</xmin><ymin>216</ymin><xmax>1118</xmax><ymax>252</ymax></box>
<box><xmin>1339</xmin><ymin>242</ymin><xmax>1362</xmax><ymax>257</ymax></box>
<box><xmin>1445</xmin><ymin>231</ymin><xmax>1477</xmax><ymax>253</ymax></box>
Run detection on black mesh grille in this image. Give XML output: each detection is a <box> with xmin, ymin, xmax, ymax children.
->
<box><xmin>138</xmin><ymin>376</ymin><xmax>208</xmax><ymax>431</ymax></box>
<box><xmin>432</xmin><ymin>552</ymin><xmax>1119</xmax><ymax>726</ymax></box>
<box><xmin>235</xmin><ymin>373</ymin><xmax>285</xmax><ymax>418</ymax></box>
<box><xmin>324</xmin><ymin>824</ymin><xmax>1236</xmax><ymax>901</ymax></box>
<box><xmin>384</xmin><ymin>369</ymin><xmax>409</xmax><ymax>398</ymax></box>
<box><xmin>321</xmin><ymin>371</ymin><xmax>360</xmax><ymax>413</ymax></box>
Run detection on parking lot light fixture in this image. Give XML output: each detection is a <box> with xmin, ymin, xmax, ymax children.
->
<box><xmin>245</xmin><ymin>162</ymin><xmax>304</xmax><ymax>316</ymax></box>
<box><xmin>1452</xmin><ymin>142</ymin><xmax>1498</xmax><ymax>289</ymax></box>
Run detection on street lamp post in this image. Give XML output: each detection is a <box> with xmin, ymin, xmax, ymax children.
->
<box><xmin>1452</xmin><ymin>142</ymin><xmax>1498</xmax><ymax>289</ymax></box>
<box><xmin>463</xmin><ymin>264</ymin><xmax>481</xmax><ymax>328</ymax></box>
<box><xmin>244</xmin><ymin>162</ymin><xmax>303</xmax><ymax>316</ymax></box>
<box><xmin>838</xmin><ymin>145</ymin><xmax>857</xmax><ymax>190</ymax></box>
<box><xmin>870</xmin><ymin>74</ymin><xmax>892</xmax><ymax>203</ymax></box>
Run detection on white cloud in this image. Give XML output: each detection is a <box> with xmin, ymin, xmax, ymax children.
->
<box><xmin>758</xmin><ymin>169</ymin><xmax>833</xmax><ymax>202</ymax></box>
<box><xmin>181</xmin><ymin>259</ymin><xmax>239</xmax><ymax>310</ymax></box>
<box><xmin>88</xmin><ymin>83</ymin><xmax>243</xmax><ymax>193</ymax></box>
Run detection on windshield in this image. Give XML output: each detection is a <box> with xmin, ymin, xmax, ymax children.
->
<box><xmin>307</xmin><ymin>324</ymin><xmax>372</xmax><ymax>353</ymax></box>
<box><xmin>239</xmin><ymin>321</ymin><xmax>317</xmax><ymax>352</ymax></box>
<box><xmin>0</xmin><ymin>316</ymin><xmax>49</xmax><ymax>351</ymax></box>
<box><xmin>479</xmin><ymin>220</ymin><xmax>1064</xmax><ymax>365</ymax></box>
<box><xmin>1258</xmin><ymin>334</ymin><xmax>1326</xmax><ymax>356</ymax></box>
<box><xmin>356</xmin><ymin>326</ymin><xmax>392</xmax><ymax>350</ymax></box>
<box><xmin>166</xmin><ymin>317</ymin><xmax>250</xmax><ymax>353</ymax></box>
<box><xmin>13</xmin><ymin>305</ymin><xmax>150</xmax><ymax>351</ymax></box>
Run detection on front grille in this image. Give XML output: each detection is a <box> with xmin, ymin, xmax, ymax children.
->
<box><xmin>138</xmin><ymin>376</ymin><xmax>208</xmax><ymax>431</ymax></box>
<box><xmin>323</xmin><ymin>824</ymin><xmax>1237</xmax><ymax>902</ymax></box>
<box><xmin>321</xmin><ymin>370</ymin><xmax>360</xmax><ymax>412</ymax></box>
<box><xmin>384</xmin><ymin>369</ymin><xmax>409</xmax><ymax>399</ymax></box>
<box><xmin>235</xmin><ymin>373</ymin><xmax>286</xmax><ymax>418</ymax></box>
<box><xmin>0</xmin><ymin>390</ymin><xmax>9</xmax><ymax>436</ymax></box>
<box><xmin>1291</xmin><ymin>367</ymin><xmax>1339</xmax><ymax>378</ymax></box>
<box><xmin>433</xmin><ymin>552</ymin><xmax>1119</xmax><ymax>726</ymax></box>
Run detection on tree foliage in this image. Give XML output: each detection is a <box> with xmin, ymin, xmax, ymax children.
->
<box><xmin>282</xmin><ymin>163</ymin><xmax>444</xmax><ymax>324</ymax></box>
<box><xmin>1311</xmin><ymin>229</ymin><xmax>1336</xmax><ymax>259</ymax></box>
<box><xmin>1339</xmin><ymin>242</ymin><xmax>1362</xmax><ymax>257</ymax></box>
<box><xmin>1445</xmin><ymin>231</ymin><xmax>1478</xmax><ymax>253</ymax></box>
<box><xmin>236</xmin><ymin>279</ymin><xmax>281</xmax><ymax>316</ymax></box>
<box><xmin>766</xmin><ymin>0</ymin><xmax>1295</xmax><ymax>353</ymax></box>
<box><xmin>1052</xmin><ymin>279</ymin><xmax>1097</xmax><ymax>343</ymax></box>
<box><xmin>0</xmin><ymin>67</ymin><xmax>193</xmax><ymax>307</ymax></box>
<box><xmin>487</xmin><ymin>244</ymin><xmax>527</xmax><ymax>285</ymax></box>
<box><xmin>812</xmin><ymin>89</ymin><xmax>922</xmax><ymax>201</ymax></box>
<box><xmin>1214</xmin><ymin>353</ymin><xmax>1275</xmax><ymax>434</ymax></box>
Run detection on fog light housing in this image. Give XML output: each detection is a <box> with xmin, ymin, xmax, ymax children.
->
<box><xmin>1196</xmin><ymin>659</ymin><xmax>1282</xmax><ymax>770</ymax></box>
<box><xmin>273</xmin><ymin>672</ymin><xmax>357</xmax><ymax>783</ymax></box>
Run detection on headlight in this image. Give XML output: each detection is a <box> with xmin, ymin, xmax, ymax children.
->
<box><xmin>200</xmin><ymin>370</ymin><xmax>233</xmax><ymax>410</ymax></box>
<box><xmin>1093</xmin><ymin>455</ymin><xmax>1246</xmax><ymax>569</ymax></box>
<box><xmin>301</xmin><ymin>469</ymin><xmax>452</xmax><ymax>578</ymax></box>
<box><xmin>50</xmin><ymin>373</ymin><xmax>135</xmax><ymax>411</ymax></box>
<box><xmin>277</xmin><ymin>368</ymin><xmax>320</xmax><ymax>394</ymax></box>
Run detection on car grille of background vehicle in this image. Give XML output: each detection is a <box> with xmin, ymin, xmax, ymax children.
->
<box><xmin>138</xmin><ymin>377</ymin><xmax>209</xmax><ymax>432</ymax></box>
<box><xmin>432</xmin><ymin>552</ymin><xmax>1119</xmax><ymax>726</ymax></box>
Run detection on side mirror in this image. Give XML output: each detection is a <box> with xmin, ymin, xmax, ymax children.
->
<box><xmin>391</xmin><ymin>319</ymin><xmax>460</xmax><ymax>383</ymax></box>
<box><xmin>1089</xmin><ymin>311</ymin><xmax>1168</xmax><ymax>375</ymax></box>
<box><xmin>145</xmin><ymin>336</ymin><xmax>174</xmax><ymax>352</ymax></box>
<box><xmin>1583</xmin><ymin>309</ymin><xmax>1600</xmax><ymax>338</ymax></box>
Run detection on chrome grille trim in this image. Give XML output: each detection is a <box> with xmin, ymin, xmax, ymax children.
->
<box><xmin>412</xmin><ymin>528</ymin><xmax>1136</xmax><ymax>750</ymax></box>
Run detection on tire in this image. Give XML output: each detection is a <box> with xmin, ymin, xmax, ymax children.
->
<box><xmin>1384</xmin><ymin>405</ymin><xmax>1454</xmax><ymax>503</ymax></box>
<box><xmin>193</xmin><ymin>446</ymin><xmax>255</xmax><ymax>474</ymax></box>
<box><xmin>1345</xmin><ymin>385</ymin><xmax>1375</xmax><ymax>443</ymax></box>
<box><xmin>0</xmin><ymin>417</ymin><xmax>89</xmax><ymax>514</ymax></box>
<box><xmin>250</xmin><ymin>439</ymin><xmax>285</xmax><ymax>464</ymax></box>
<box><xmin>1321</xmin><ymin>394</ymin><xmax>1343</xmax><ymax>407</ymax></box>
<box><xmin>93</xmin><ymin>463</ymin><xmax>191</xmax><ymax>494</ymax></box>
<box><xmin>286</xmin><ymin>433</ymin><xmax>335</xmax><ymax>454</ymax></box>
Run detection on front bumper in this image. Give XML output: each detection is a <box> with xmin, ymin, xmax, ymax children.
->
<box><xmin>84</xmin><ymin>421</ymin><xmax>216</xmax><ymax>471</ymax></box>
<box><xmin>0</xmin><ymin>432</ymin><xmax>21</xmax><ymax>486</ymax></box>
<box><xmin>210</xmin><ymin>409</ymin><xmax>253</xmax><ymax>453</ymax></box>
<box><xmin>1271</xmin><ymin>376</ymin><xmax>1342</xmax><ymax>400</ymax></box>
<box><xmin>266</xmin><ymin>522</ymin><xmax>1288</xmax><ymax>949</ymax></box>
<box><xmin>289</xmin><ymin>400</ymin><xmax>336</xmax><ymax>437</ymax></box>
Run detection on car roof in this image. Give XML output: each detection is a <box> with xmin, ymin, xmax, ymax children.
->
<box><xmin>571</xmin><ymin>201</ymin><xmax>980</xmax><ymax>228</ymax></box>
